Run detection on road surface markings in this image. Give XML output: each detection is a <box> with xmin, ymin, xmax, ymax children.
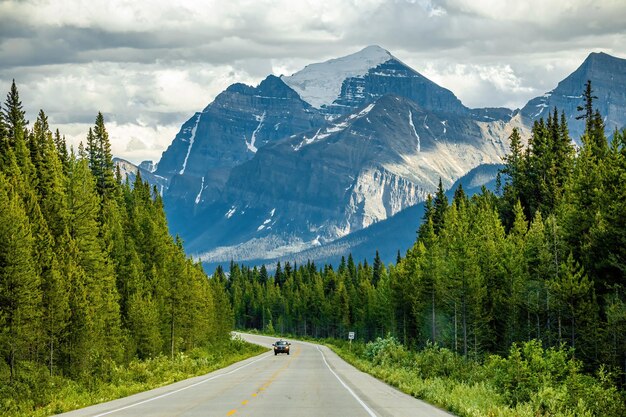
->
<box><xmin>90</xmin><ymin>354</ymin><xmax>270</xmax><ymax>417</ymax></box>
<box><xmin>316</xmin><ymin>346</ymin><xmax>378</xmax><ymax>417</ymax></box>
<box><xmin>225</xmin><ymin>344</ymin><xmax>302</xmax><ymax>416</ymax></box>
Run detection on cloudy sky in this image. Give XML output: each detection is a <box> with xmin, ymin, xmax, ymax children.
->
<box><xmin>1</xmin><ymin>0</ymin><xmax>625</xmax><ymax>164</ymax></box>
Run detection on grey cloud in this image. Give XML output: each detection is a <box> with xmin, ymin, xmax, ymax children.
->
<box><xmin>1</xmin><ymin>0</ymin><xmax>625</xmax><ymax>163</ymax></box>
<box><xmin>125</xmin><ymin>137</ymin><xmax>148</xmax><ymax>151</ymax></box>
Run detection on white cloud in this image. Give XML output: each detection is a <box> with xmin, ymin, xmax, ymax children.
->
<box><xmin>0</xmin><ymin>0</ymin><xmax>625</xmax><ymax>162</ymax></box>
<box><xmin>418</xmin><ymin>62</ymin><xmax>537</xmax><ymax>109</ymax></box>
<box><xmin>60</xmin><ymin>121</ymin><xmax>179</xmax><ymax>165</ymax></box>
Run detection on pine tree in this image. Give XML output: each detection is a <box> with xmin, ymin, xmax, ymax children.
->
<box><xmin>92</xmin><ymin>112</ymin><xmax>116</xmax><ymax>200</ymax></box>
<box><xmin>54</xmin><ymin>129</ymin><xmax>69</xmax><ymax>174</ymax></box>
<box><xmin>65</xmin><ymin>151</ymin><xmax>122</xmax><ymax>374</ymax></box>
<box><xmin>550</xmin><ymin>253</ymin><xmax>593</xmax><ymax>351</ymax></box>
<box><xmin>432</xmin><ymin>178</ymin><xmax>448</xmax><ymax>234</ymax></box>
<box><xmin>0</xmin><ymin>100</ymin><xmax>7</xmax><ymax>152</ymax></box>
<box><xmin>3</xmin><ymin>80</ymin><xmax>28</xmax><ymax>146</ymax></box>
<box><xmin>0</xmin><ymin>174</ymin><xmax>41</xmax><ymax>382</ymax></box>
<box><xmin>372</xmin><ymin>250</ymin><xmax>382</xmax><ymax>286</ymax></box>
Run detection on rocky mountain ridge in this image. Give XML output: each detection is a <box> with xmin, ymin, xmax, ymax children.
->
<box><xmin>136</xmin><ymin>46</ymin><xmax>625</xmax><ymax>267</ymax></box>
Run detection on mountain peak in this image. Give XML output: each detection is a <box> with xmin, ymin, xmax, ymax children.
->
<box><xmin>281</xmin><ymin>45</ymin><xmax>395</xmax><ymax>109</ymax></box>
<box><xmin>576</xmin><ymin>51</ymin><xmax>625</xmax><ymax>74</ymax></box>
<box><xmin>353</xmin><ymin>44</ymin><xmax>393</xmax><ymax>59</ymax></box>
<box><xmin>585</xmin><ymin>51</ymin><xmax>617</xmax><ymax>62</ymax></box>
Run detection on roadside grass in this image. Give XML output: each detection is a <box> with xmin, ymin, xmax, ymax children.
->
<box><xmin>227</xmin><ymin>330</ymin><xmax>626</xmax><ymax>417</ymax></box>
<box><xmin>0</xmin><ymin>337</ymin><xmax>267</xmax><ymax>417</ymax></box>
<box><xmin>326</xmin><ymin>336</ymin><xmax>626</xmax><ymax>417</ymax></box>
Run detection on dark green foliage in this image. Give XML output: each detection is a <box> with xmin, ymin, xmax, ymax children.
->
<box><xmin>0</xmin><ymin>174</ymin><xmax>41</xmax><ymax>382</ymax></box>
<box><xmin>432</xmin><ymin>178</ymin><xmax>448</xmax><ymax>234</ymax></box>
<box><xmin>3</xmin><ymin>80</ymin><xmax>28</xmax><ymax>145</ymax></box>
<box><xmin>229</xmin><ymin>82</ymin><xmax>625</xmax><ymax>397</ymax></box>
<box><xmin>0</xmin><ymin>82</ymin><xmax>234</xmax><ymax>414</ymax></box>
<box><xmin>500</xmin><ymin>111</ymin><xmax>574</xmax><ymax>224</ymax></box>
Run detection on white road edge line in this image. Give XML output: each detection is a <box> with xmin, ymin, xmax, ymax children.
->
<box><xmin>92</xmin><ymin>354</ymin><xmax>270</xmax><ymax>417</ymax></box>
<box><xmin>316</xmin><ymin>346</ymin><xmax>378</xmax><ymax>417</ymax></box>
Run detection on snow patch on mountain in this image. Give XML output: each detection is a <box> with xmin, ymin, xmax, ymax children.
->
<box><xmin>195</xmin><ymin>235</ymin><xmax>320</xmax><ymax>263</ymax></box>
<box><xmin>246</xmin><ymin>111</ymin><xmax>266</xmax><ymax>153</ymax></box>
<box><xmin>408</xmin><ymin>110</ymin><xmax>421</xmax><ymax>152</ymax></box>
<box><xmin>293</xmin><ymin>103</ymin><xmax>376</xmax><ymax>151</ymax></box>
<box><xmin>225</xmin><ymin>206</ymin><xmax>237</xmax><ymax>219</ymax></box>
<box><xmin>281</xmin><ymin>45</ymin><xmax>393</xmax><ymax>108</ymax></box>
<box><xmin>179</xmin><ymin>113</ymin><xmax>201</xmax><ymax>175</ymax></box>
<box><xmin>195</xmin><ymin>176</ymin><xmax>204</xmax><ymax>204</ymax></box>
<box><xmin>257</xmin><ymin>208</ymin><xmax>276</xmax><ymax>231</ymax></box>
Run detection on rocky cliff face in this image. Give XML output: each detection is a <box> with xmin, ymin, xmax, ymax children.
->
<box><xmin>184</xmin><ymin>94</ymin><xmax>509</xmax><ymax>262</ymax></box>
<box><xmin>148</xmin><ymin>46</ymin><xmax>626</xmax><ymax>267</ymax></box>
<box><xmin>155</xmin><ymin>74</ymin><xmax>325</xmax><ymax>229</ymax></box>
<box><xmin>521</xmin><ymin>52</ymin><xmax>626</xmax><ymax>141</ymax></box>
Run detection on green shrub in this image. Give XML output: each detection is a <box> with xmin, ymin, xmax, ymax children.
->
<box><xmin>486</xmin><ymin>340</ymin><xmax>577</xmax><ymax>405</ymax></box>
<box><xmin>364</xmin><ymin>335</ymin><xmax>409</xmax><ymax>366</ymax></box>
<box><xmin>331</xmin><ymin>338</ymin><xmax>625</xmax><ymax>417</ymax></box>
<box><xmin>412</xmin><ymin>343</ymin><xmax>483</xmax><ymax>383</ymax></box>
<box><xmin>0</xmin><ymin>339</ymin><xmax>267</xmax><ymax>417</ymax></box>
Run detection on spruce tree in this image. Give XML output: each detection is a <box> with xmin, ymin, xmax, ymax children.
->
<box><xmin>3</xmin><ymin>80</ymin><xmax>28</xmax><ymax>146</ymax></box>
<box><xmin>551</xmin><ymin>253</ymin><xmax>593</xmax><ymax>351</ymax></box>
<box><xmin>0</xmin><ymin>174</ymin><xmax>41</xmax><ymax>382</ymax></box>
<box><xmin>372</xmin><ymin>250</ymin><xmax>382</xmax><ymax>286</ymax></box>
<box><xmin>453</xmin><ymin>184</ymin><xmax>467</xmax><ymax>207</ymax></box>
<box><xmin>0</xmin><ymin>101</ymin><xmax>6</xmax><ymax>150</ymax></box>
<box><xmin>65</xmin><ymin>151</ymin><xmax>122</xmax><ymax>374</ymax></box>
<box><xmin>92</xmin><ymin>112</ymin><xmax>116</xmax><ymax>199</ymax></box>
<box><xmin>432</xmin><ymin>178</ymin><xmax>448</xmax><ymax>234</ymax></box>
<box><xmin>54</xmin><ymin>129</ymin><xmax>69</xmax><ymax>174</ymax></box>
<box><xmin>576</xmin><ymin>80</ymin><xmax>597</xmax><ymax>130</ymax></box>
<box><xmin>0</xmin><ymin>118</ymin><xmax>9</xmax><ymax>169</ymax></box>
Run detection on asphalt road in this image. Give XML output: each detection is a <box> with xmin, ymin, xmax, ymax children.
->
<box><xmin>57</xmin><ymin>333</ymin><xmax>454</xmax><ymax>417</ymax></box>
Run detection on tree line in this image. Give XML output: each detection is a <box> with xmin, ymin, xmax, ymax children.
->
<box><xmin>225</xmin><ymin>81</ymin><xmax>626</xmax><ymax>381</ymax></box>
<box><xmin>0</xmin><ymin>81</ymin><xmax>233</xmax><ymax>386</ymax></box>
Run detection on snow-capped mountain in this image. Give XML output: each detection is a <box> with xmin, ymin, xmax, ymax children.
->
<box><xmin>281</xmin><ymin>45</ymin><xmax>470</xmax><ymax>118</ymax></box>
<box><xmin>155</xmin><ymin>74</ymin><xmax>325</xmax><ymax>228</ymax></box>
<box><xmin>113</xmin><ymin>158</ymin><xmax>169</xmax><ymax>193</ymax></box>
<box><xmin>183</xmin><ymin>92</ymin><xmax>510</xmax><ymax>263</ymax></box>
<box><xmin>148</xmin><ymin>46</ymin><xmax>625</xmax><ymax>267</ymax></box>
<box><xmin>521</xmin><ymin>52</ymin><xmax>626</xmax><ymax>141</ymax></box>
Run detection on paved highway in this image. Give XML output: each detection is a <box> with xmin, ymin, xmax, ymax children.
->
<box><xmin>57</xmin><ymin>333</ymin><xmax>454</xmax><ymax>417</ymax></box>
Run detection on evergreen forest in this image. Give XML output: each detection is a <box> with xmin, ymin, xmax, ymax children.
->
<box><xmin>1</xmin><ymin>78</ymin><xmax>625</xmax><ymax>416</ymax></box>
<box><xmin>0</xmin><ymin>81</ymin><xmax>241</xmax><ymax>415</ymax></box>
<box><xmin>225</xmin><ymin>82</ymin><xmax>626</xmax><ymax>389</ymax></box>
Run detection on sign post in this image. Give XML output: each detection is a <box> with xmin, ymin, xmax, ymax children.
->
<box><xmin>348</xmin><ymin>331</ymin><xmax>355</xmax><ymax>351</ymax></box>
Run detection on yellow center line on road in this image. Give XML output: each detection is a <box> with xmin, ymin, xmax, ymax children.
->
<box><xmin>225</xmin><ymin>344</ymin><xmax>302</xmax><ymax>416</ymax></box>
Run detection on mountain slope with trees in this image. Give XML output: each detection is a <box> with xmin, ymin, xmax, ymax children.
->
<box><xmin>222</xmin><ymin>83</ymin><xmax>626</xmax><ymax>416</ymax></box>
